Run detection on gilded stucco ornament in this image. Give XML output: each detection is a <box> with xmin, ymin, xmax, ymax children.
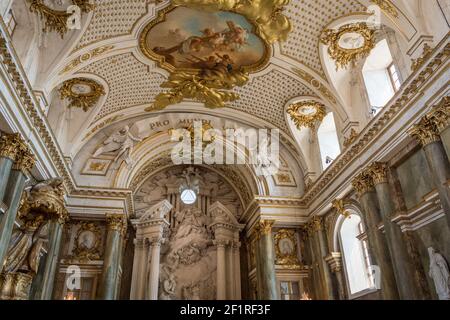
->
<box><xmin>59</xmin><ymin>78</ymin><xmax>105</xmax><ymax>112</ymax></box>
<box><xmin>370</xmin><ymin>0</ymin><xmax>398</xmax><ymax>18</ymax></box>
<box><xmin>141</xmin><ymin>1</ymin><xmax>292</xmax><ymax>110</ymax></box>
<box><xmin>28</xmin><ymin>0</ymin><xmax>94</xmax><ymax>38</ymax></box>
<box><xmin>287</xmin><ymin>100</ymin><xmax>327</xmax><ymax>129</ymax></box>
<box><xmin>351</xmin><ymin>171</ymin><xmax>375</xmax><ymax>196</ymax></box>
<box><xmin>321</xmin><ymin>22</ymin><xmax>376</xmax><ymax>70</ymax></box>
<box><xmin>72</xmin><ymin>222</ymin><xmax>102</xmax><ymax>261</ymax></box>
<box><xmin>332</xmin><ymin>199</ymin><xmax>351</xmax><ymax>219</ymax></box>
<box><xmin>20</xmin><ymin>178</ymin><xmax>69</xmax><ymax>224</ymax></box>
<box><xmin>274</xmin><ymin>229</ymin><xmax>302</xmax><ymax>269</ymax></box>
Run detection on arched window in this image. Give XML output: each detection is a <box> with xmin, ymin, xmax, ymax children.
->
<box><xmin>317</xmin><ymin>113</ymin><xmax>341</xmax><ymax>170</ymax></box>
<box><xmin>339</xmin><ymin>214</ymin><xmax>374</xmax><ymax>296</ymax></box>
<box><xmin>362</xmin><ymin>39</ymin><xmax>401</xmax><ymax>115</ymax></box>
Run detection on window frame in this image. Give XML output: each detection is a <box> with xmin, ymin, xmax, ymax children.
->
<box><xmin>337</xmin><ymin>213</ymin><xmax>378</xmax><ymax>300</ymax></box>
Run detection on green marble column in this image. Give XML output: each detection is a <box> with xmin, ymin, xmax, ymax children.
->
<box><xmin>97</xmin><ymin>214</ymin><xmax>125</xmax><ymax>300</ymax></box>
<box><xmin>310</xmin><ymin>217</ymin><xmax>336</xmax><ymax>300</ymax></box>
<box><xmin>409</xmin><ymin>113</ymin><xmax>450</xmax><ymax>227</ymax></box>
<box><xmin>0</xmin><ymin>133</ymin><xmax>23</xmax><ymax>207</ymax></box>
<box><xmin>256</xmin><ymin>220</ymin><xmax>277</xmax><ymax>300</ymax></box>
<box><xmin>352</xmin><ymin>172</ymin><xmax>399</xmax><ymax>300</ymax></box>
<box><xmin>0</xmin><ymin>145</ymin><xmax>35</xmax><ymax>268</ymax></box>
<box><xmin>39</xmin><ymin>218</ymin><xmax>65</xmax><ymax>300</ymax></box>
<box><xmin>368</xmin><ymin>162</ymin><xmax>425</xmax><ymax>300</ymax></box>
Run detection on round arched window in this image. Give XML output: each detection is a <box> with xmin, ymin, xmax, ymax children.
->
<box><xmin>180</xmin><ymin>189</ymin><xmax>197</xmax><ymax>205</ymax></box>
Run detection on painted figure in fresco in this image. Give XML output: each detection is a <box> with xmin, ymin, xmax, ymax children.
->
<box><xmin>152</xmin><ymin>20</ymin><xmax>248</xmax><ymax>72</ymax></box>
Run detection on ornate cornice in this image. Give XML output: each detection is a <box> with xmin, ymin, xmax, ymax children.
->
<box><xmin>370</xmin><ymin>0</ymin><xmax>398</xmax><ymax>18</ymax></box>
<box><xmin>299</xmin><ymin>39</ymin><xmax>449</xmax><ymax>207</ymax></box>
<box><xmin>0</xmin><ymin>35</ymin><xmax>75</xmax><ymax>193</ymax></box>
<box><xmin>352</xmin><ymin>171</ymin><xmax>374</xmax><ymax>196</ymax></box>
<box><xmin>367</xmin><ymin>162</ymin><xmax>388</xmax><ymax>185</ymax></box>
<box><xmin>427</xmin><ymin>96</ymin><xmax>450</xmax><ymax>133</ymax></box>
<box><xmin>408</xmin><ymin>115</ymin><xmax>441</xmax><ymax>147</ymax></box>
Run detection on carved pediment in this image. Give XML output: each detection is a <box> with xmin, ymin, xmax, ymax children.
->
<box><xmin>208</xmin><ymin>201</ymin><xmax>240</xmax><ymax>227</ymax></box>
<box><xmin>139</xmin><ymin>200</ymin><xmax>173</xmax><ymax>223</ymax></box>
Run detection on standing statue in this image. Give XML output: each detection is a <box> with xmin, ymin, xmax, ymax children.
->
<box><xmin>428</xmin><ymin>247</ymin><xmax>450</xmax><ymax>300</ymax></box>
<box><xmin>93</xmin><ymin>126</ymin><xmax>142</xmax><ymax>169</ymax></box>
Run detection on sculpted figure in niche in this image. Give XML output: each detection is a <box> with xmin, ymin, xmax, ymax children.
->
<box><xmin>175</xmin><ymin>208</ymin><xmax>208</xmax><ymax>239</ymax></box>
<box><xmin>93</xmin><ymin>126</ymin><xmax>142</xmax><ymax>168</ymax></box>
<box><xmin>428</xmin><ymin>247</ymin><xmax>450</xmax><ymax>300</ymax></box>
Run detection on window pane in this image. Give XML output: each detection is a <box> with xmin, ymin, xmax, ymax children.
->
<box><xmin>340</xmin><ymin>215</ymin><xmax>372</xmax><ymax>294</ymax></box>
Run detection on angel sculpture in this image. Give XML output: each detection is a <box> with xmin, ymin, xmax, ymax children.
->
<box><xmin>93</xmin><ymin>126</ymin><xmax>142</xmax><ymax>168</ymax></box>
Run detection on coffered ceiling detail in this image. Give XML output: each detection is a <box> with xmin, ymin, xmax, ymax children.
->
<box><xmin>281</xmin><ymin>0</ymin><xmax>366</xmax><ymax>77</ymax></box>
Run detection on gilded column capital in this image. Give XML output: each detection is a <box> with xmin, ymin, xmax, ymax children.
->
<box><xmin>309</xmin><ymin>216</ymin><xmax>323</xmax><ymax>233</ymax></box>
<box><xmin>258</xmin><ymin>220</ymin><xmax>275</xmax><ymax>236</ymax></box>
<box><xmin>408</xmin><ymin>116</ymin><xmax>440</xmax><ymax>147</ymax></box>
<box><xmin>352</xmin><ymin>171</ymin><xmax>374</xmax><ymax>196</ymax></box>
<box><xmin>0</xmin><ymin>133</ymin><xmax>24</xmax><ymax>161</ymax></box>
<box><xmin>106</xmin><ymin>214</ymin><xmax>127</xmax><ymax>236</ymax></box>
<box><xmin>12</xmin><ymin>149</ymin><xmax>35</xmax><ymax>173</ymax></box>
<box><xmin>427</xmin><ymin>97</ymin><xmax>450</xmax><ymax>133</ymax></box>
<box><xmin>0</xmin><ymin>132</ymin><xmax>35</xmax><ymax>172</ymax></box>
<box><xmin>367</xmin><ymin>162</ymin><xmax>389</xmax><ymax>185</ymax></box>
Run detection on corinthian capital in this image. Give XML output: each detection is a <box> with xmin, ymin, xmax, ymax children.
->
<box><xmin>367</xmin><ymin>162</ymin><xmax>389</xmax><ymax>185</ymax></box>
<box><xmin>0</xmin><ymin>133</ymin><xmax>35</xmax><ymax>172</ymax></box>
<box><xmin>408</xmin><ymin>116</ymin><xmax>440</xmax><ymax>147</ymax></box>
<box><xmin>0</xmin><ymin>132</ymin><xmax>23</xmax><ymax>161</ymax></box>
<box><xmin>106</xmin><ymin>214</ymin><xmax>127</xmax><ymax>235</ymax></box>
<box><xmin>352</xmin><ymin>171</ymin><xmax>374</xmax><ymax>196</ymax></box>
<box><xmin>427</xmin><ymin>97</ymin><xmax>450</xmax><ymax>133</ymax></box>
<box><xmin>258</xmin><ymin>220</ymin><xmax>275</xmax><ymax>236</ymax></box>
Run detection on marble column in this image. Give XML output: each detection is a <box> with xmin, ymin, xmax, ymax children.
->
<box><xmin>97</xmin><ymin>214</ymin><xmax>126</xmax><ymax>300</ymax></box>
<box><xmin>148</xmin><ymin>237</ymin><xmax>162</xmax><ymax>300</ymax></box>
<box><xmin>325</xmin><ymin>252</ymin><xmax>345</xmax><ymax>300</ymax></box>
<box><xmin>0</xmin><ymin>138</ymin><xmax>35</xmax><ymax>268</ymax></box>
<box><xmin>409</xmin><ymin>111</ymin><xmax>450</xmax><ymax>227</ymax></box>
<box><xmin>310</xmin><ymin>217</ymin><xmax>336</xmax><ymax>300</ymax></box>
<box><xmin>352</xmin><ymin>172</ymin><xmax>399</xmax><ymax>300</ymax></box>
<box><xmin>256</xmin><ymin>220</ymin><xmax>277</xmax><ymax>300</ymax></box>
<box><xmin>233</xmin><ymin>242</ymin><xmax>242</xmax><ymax>300</ymax></box>
<box><xmin>368</xmin><ymin>162</ymin><xmax>425</xmax><ymax>300</ymax></box>
<box><xmin>39</xmin><ymin>217</ymin><xmax>66</xmax><ymax>300</ymax></box>
<box><xmin>216</xmin><ymin>240</ymin><xmax>227</xmax><ymax>300</ymax></box>
<box><xmin>0</xmin><ymin>133</ymin><xmax>20</xmax><ymax>208</ymax></box>
<box><xmin>130</xmin><ymin>238</ymin><xmax>146</xmax><ymax>299</ymax></box>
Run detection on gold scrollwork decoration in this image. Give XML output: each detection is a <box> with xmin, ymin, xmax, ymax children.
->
<box><xmin>72</xmin><ymin>222</ymin><xmax>102</xmax><ymax>261</ymax></box>
<box><xmin>321</xmin><ymin>22</ymin><xmax>376</xmax><ymax>70</ymax></box>
<box><xmin>370</xmin><ymin>0</ymin><xmax>398</xmax><ymax>18</ymax></box>
<box><xmin>274</xmin><ymin>229</ymin><xmax>301</xmax><ymax>268</ymax></box>
<box><xmin>28</xmin><ymin>0</ymin><xmax>94</xmax><ymax>38</ymax></box>
<box><xmin>287</xmin><ymin>100</ymin><xmax>327</xmax><ymax>129</ymax></box>
<box><xmin>59</xmin><ymin>78</ymin><xmax>105</xmax><ymax>112</ymax></box>
<box><xmin>146</xmin><ymin>69</ymin><xmax>249</xmax><ymax>111</ymax></box>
